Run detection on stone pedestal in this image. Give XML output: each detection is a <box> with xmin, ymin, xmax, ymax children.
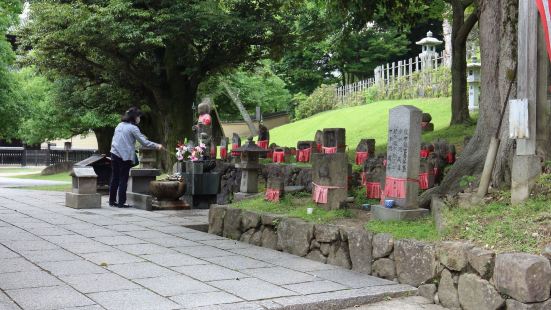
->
<box><xmin>126</xmin><ymin>168</ymin><xmax>161</xmax><ymax>211</ymax></box>
<box><xmin>371</xmin><ymin>205</ymin><xmax>429</xmax><ymax>221</ymax></box>
<box><xmin>311</xmin><ymin>153</ymin><xmax>348</xmax><ymax>210</ymax></box>
<box><xmin>65</xmin><ymin>192</ymin><xmax>101</xmax><ymax>209</ymax></box>
<box><xmin>374</xmin><ymin>105</ymin><xmax>427</xmax><ymax>221</ymax></box>
<box><xmin>182</xmin><ymin>162</ymin><xmax>220</xmax><ymax>209</ymax></box>
<box><xmin>65</xmin><ymin>167</ymin><xmax>101</xmax><ymax>209</ymax></box>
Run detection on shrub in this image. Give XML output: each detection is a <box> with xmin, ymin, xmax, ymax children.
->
<box><xmin>294</xmin><ymin>84</ymin><xmax>337</xmax><ymax>120</ymax></box>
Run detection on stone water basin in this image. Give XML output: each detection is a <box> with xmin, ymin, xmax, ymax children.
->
<box><xmin>149</xmin><ymin>180</ymin><xmax>186</xmax><ymax>201</ymax></box>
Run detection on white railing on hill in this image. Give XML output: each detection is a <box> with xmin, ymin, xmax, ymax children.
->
<box><xmin>336</xmin><ymin>51</ymin><xmax>448</xmax><ymax>104</ymax></box>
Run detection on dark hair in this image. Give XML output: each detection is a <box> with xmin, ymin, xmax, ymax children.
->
<box><xmin>122</xmin><ymin>107</ymin><xmax>142</xmax><ymax>124</ymax></box>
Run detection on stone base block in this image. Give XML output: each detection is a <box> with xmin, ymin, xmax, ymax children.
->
<box><xmin>233</xmin><ymin>192</ymin><xmax>263</xmax><ymax>202</ymax></box>
<box><xmin>127</xmin><ymin>192</ymin><xmax>153</xmax><ymax>211</ymax></box>
<box><xmin>153</xmin><ymin>199</ymin><xmax>190</xmax><ymax>210</ymax></box>
<box><xmin>65</xmin><ymin>192</ymin><xmax>101</xmax><ymax>209</ymax></box>
<box><xmin>372</xmin><ymin>205</ymin><xmax>429</xmax><ymax>221</ymax></box>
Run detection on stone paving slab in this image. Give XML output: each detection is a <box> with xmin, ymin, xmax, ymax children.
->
<box><xmin>0</xmin><ymin>188</ymin><xmax>417</xmax><ymax>310</ymax></box>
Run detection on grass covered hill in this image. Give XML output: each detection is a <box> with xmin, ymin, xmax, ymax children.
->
<box><xmin>270</xmin><ymin>97</ymin><xmax>474</xmax><ymax>153</ymax></box>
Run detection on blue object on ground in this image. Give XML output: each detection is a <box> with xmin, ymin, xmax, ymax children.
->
<box><xmin>384</xmin><ymin>199</ymin><xmax>395</xmax><ymax>208</ymax></box>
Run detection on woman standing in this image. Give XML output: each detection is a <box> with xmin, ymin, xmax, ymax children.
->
<box><xmin>109</xmin><ymin>107</ymin><xmax>163</xmax><ymax>208</ymax></box>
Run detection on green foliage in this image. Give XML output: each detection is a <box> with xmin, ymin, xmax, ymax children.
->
<box><xmin>199</xmin><ymin>62</ymin><xmax>292</xmax><ymax>120</ymax></box>
<box><xmin>294</xmin><ymin>84</ymin><xmax>337</xmax><ymax>120</ymax></box>
<box><xmin>233</xmin><ymin>192</ymin><xmax>352</xmax><ymax>224</ymax></box>
<box><xmin>0</xmin><ymin>0</ymin><xmax>23</xmax><ymax>140</ymax></box>
<box><xmin>362</xmin><ymin>67</ymin><xmax>452</xmax><ymax>104</ymax></box>
<box><xmin>15</xmin><ymin>68</ymin><xmax>120</xmax><ymax>144</ymax></box>
<box><xmin>444</xmin><ymin>196</ymin><xmax>550</xmax><ymax>254</ymax></box>
<box><xmin>19</xmin><ymin>0</ymin><xmax>299</xmax><ymax>149</ymax></box>
<box><xmin>366</xmin><ymin>217</ymin><xmax>440</xmax><ymax>241</ymax></box>
<box><xmin>459</xmin><ymin>175</ymin><xmax>477</xmax><ymax>189</ymax></box>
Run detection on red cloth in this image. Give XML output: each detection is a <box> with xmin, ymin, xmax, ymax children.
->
<box><xmin>257</xmin><ymin>140</ymin><xmax>269</xmax><ymax>149</ymax></box>
<box><xmin>231</xmin><ymin>143</ymin><xmax>239</xmax><ymax>157</ymax></box>
<box><xmin>420</xmin><ymin>150</ymin><xmax>430</xmax><ymax>158</ymax></box>
<box><xmin>418</xmin><ymin>172</ymin><xmax>434</xmax><ymax>190</ymax></box>
<box><xmin>199</xmin><ymin>114</ymin><xmax>212</xmax><ymax>126</ymax></box>
<box><xmin>383</xmin><ymin>159</ymin><xmax>388</xmax><ymax>167</ymax></box>
<box><xmin>355</xmin><ymin>151</ymin><xmax>369</xmax><ymax>165</ymax></box>
<box><xmin>365</xmin><ymin>182</ymin><xmax>381</xmax><ymax>199</ymax></box>
<box><xmin>421</xmin><ymin>121</ymin><xmax>428</xmax><ymax>129</ymax></box>
<box><xmin>446</xmin><ymin>152</ymin><xmax>456</xmax><ymax>164</ymax></box>
<box><xmin>220</xmin><ymin>147</ymin><xmax>227</xmax><ymax>160</ymax></box>
<box><xmin>265</xmin><ymin>189</ymin><xmax>281</xmax><ymax>202</ymax></box>
<box><xmin>297</xmin><ymin>148</ymin><xmax>311</xmax><ymax>162</ymax></box>
<box><xmin>312</xmin><ymin>183</ymin><xmax>343</xmax><ymax>204</ymax></box>
<box><xmin>272</xmin><ymin>151</ymin><xmax>285</xmax><ymax>163</ymax></box>
<box><xmin>383</xmin><ymin>176</ymin><xmax>418</xmax><ymax>199</ymax></box>
<box><xmin>290</xmin><ymin>148</ymin><xmax>296</xmax><ymax>155</ymax></box>
<box><xmin>316</xmin><ymin>143</ymin><xmax>322</xmax><ymax>153</ymax></box>
<box><xmin>322</xmin><ymin>146</ymin><xmax>337</xmax><ymax>154</ymax></box>
<box><xmin>210</xmin><ymin>145</ymin><xmax>216</xmax><ymax>158</ymax></box>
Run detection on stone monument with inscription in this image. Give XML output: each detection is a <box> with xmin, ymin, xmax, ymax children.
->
<box><xmin>372</xmin><ymin>105</ymin><xmax>429</xmax><ymax>220</ymax></box>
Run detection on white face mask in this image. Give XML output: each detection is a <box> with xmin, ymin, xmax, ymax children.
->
<box><xmin>136</xmin><ymin>116</ymin><xmax>141</xmax><ymax>124</ymax></box>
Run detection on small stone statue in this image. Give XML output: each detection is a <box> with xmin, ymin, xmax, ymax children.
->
<box><xmin>193</xmin><ymin>98</ymin><xmax>214</xmax><ymax>157</ymax></box>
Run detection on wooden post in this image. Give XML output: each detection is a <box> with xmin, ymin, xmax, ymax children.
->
<box><xmin>511</xmin><ymin>0</ymin><xmax>543</xmax><ymax>204</ymax></box>
<box><xmin>222</xmin><ymin>82</ymin><xmax>258</xmax><ymax>136</ymax></box>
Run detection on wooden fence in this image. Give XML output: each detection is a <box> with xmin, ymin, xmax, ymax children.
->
<box><xmin>0</xmin><ymin>147</ymin><xmax>97</xmax><ymax>166</ymax></box>
<box><xmin>336</xmin><ymin>51</ymin><xmax>448</xmax><ymax>104</ymax></box>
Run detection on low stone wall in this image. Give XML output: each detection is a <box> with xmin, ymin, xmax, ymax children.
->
<box><xmin>208</xmin><ymin>205</ymin><xmax>551</xmax><ymax>310</ymax></box>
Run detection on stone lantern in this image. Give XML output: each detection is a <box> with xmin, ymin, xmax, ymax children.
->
<box><xmin>467</xmin><ymin>56</ymin><xmax>481</xmax><ymax>111</ymax></box>
<box><xmin>233</xmin><ymin>136</ymin><xmax>269</xmax><ymax>200</ymax></box>
<box><xmin>66</xmin><ymin>167</ymin><xmax>101</xmax><ymax>209</ymax></box>
<box><xmin>416</xmin><ymin>31</ymin><xmax>443</xmax><ymax>70</ymax></box>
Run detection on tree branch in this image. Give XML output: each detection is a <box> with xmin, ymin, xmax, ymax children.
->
<box><xmin>455</xmin><ymin>8</ymin><xmax>479</xmax><ymax>45</ymax></box>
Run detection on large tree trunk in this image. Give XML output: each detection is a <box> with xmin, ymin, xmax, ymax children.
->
<box><xmin>420</xmin><ymin>0</ymin><xmax>518</xmax><ymax>207</ymax></box>
<box><xmin>149</xmin><ymin>80</ymin><xmax>197</xmax><ymax>171</ymax></box>
<box><xmin>93</xmin><ymin>126</ymin><xmax>115</xmax><ymax>155</ymax></box>
<box><xmin>449</xmin><ymin>1</ymin><xmax>478</xmax><ymax>125</ymax></box>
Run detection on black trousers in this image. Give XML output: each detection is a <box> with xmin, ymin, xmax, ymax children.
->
<box><xmin>109</xmin><ymin>153</ymin><xmax>133</xmax><ymax>205</ymax></box>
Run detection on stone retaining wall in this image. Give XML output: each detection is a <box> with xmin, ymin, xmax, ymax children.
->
<box><xmin>208</xmin><ymin>205</ymin><xmax>551</xmax><ymax>310</ymax></box>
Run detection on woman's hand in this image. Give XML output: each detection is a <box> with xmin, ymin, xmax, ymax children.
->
<box><xmin>157</xmin><ymin>144</ymin><xmax>165</xmax><ymax>150</ymax></box>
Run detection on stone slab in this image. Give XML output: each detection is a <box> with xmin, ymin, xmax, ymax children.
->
<box><xmin>283</xmin><ymin>280</ymin><xmax>348</xmax><ymax>295</ymax></box>
<box><xmin>79</xmin><ymin>251</ymin><xmax>144</xmax><ymax>265</ymax></box>
<box><xmin>310</xmin><ymin>268</ymin><xmax>396</xmax><ymax>289</ymax></box>
<box><xmin>141</xmin><ymin>253</ymin><xmax>207</xmax><ymax>267</ymax></box>
<box><xmin>6</xmin><ymin>285</ymin><xmax>95</xmax><ymax>310</ymax></box>
<box><xmin>65</xmin><ymin>193</ymin><xmax>101</xmax><ymax>209</ymax></box>
<box><xmin>371</xmin><ymin>205</ymin><xmax>429</xmax><ymax>221</ymax></box>
<box><xmin>208</xmin><ymin>277</ymin><xmax>297</xmax><ymax>301</ymax></box>
<box><xmin>60</xmin><ymin>273</ymin><xmax>140</xmax><ymax>293</ymax></box>
<box><xmin>87</xmin><ymin>288</ymin><xmax>180</xmax><ymax>310</ymax></box>
<box><xmin>241</xmin><ymin>266</ymin><xmax>318</xmax><ymax>285</ymax></box>
<box><xmin>204</xmin><ymin>255</ymin><xmax>273</xmax><ymax>270</ymax></box>
<box><xmin>0</xmin><ymin>257</ymin><xmax>40</xmax><ymax>273</ymax></box>
<box><xmin>173</xmin><ymin>264</ymin><xmax>248</xmax><ymax>282</ymax></box>
<box><xmin>38</xmin><ymin>260</ymin><xmax>108</xmax><ymax>277</ymax></box>
<box><xmin>170</xmin><ymin>291</ymin><xmax>244</xmax><ymax>308</ymax></box>
<box><xmin>175</xmin><ymin>245</ymin><xmax>235</xmax><ymax>258</ymax></box>
<box><xmin>107</xmin><ymin>262</ymin><xmax>179</xmax><ymax>279</ymax></box>
<box><xmin>0</xmin><ymin>271</ymin><xmax>63</xmax><ymax>290</ymax></box>
<box><xmin>126</xmin><ymin>192</ymin><xmax>153</xmax><ymax>211</ymax></box>
<box><xmin>115</xmin><ymin>243</ymin><xmax>178</xmax><ymax>255</ymax></box>
<box><xmin>134</xmin><ymin>275</ymin><xmax>218</xmax><ymax>297</ymax></box>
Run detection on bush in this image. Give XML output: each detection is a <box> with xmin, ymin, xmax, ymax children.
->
<box><xmin>294</xmin><ymin>84</ymin><xmax>337</xmax><ymax>120</ymax></box>
<box><xmin>362</xmin><ymin>66</ymin><xmax>451</xmax><ymax>103</ymax></box>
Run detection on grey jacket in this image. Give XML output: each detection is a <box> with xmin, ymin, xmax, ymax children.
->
<box><xmin>110</xmin><ymin>122</ymin><xmax>159</xmax><ymax>162</ymax></box>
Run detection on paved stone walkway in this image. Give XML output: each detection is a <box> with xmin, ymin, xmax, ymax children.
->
<box><xmin>0</xmin><ymin>188</ymin><xmax>416</xmax><ymax>310</ymax></box>
<box><xmin>345</xmin><ymin>296</ymin><xmax>445</xmax><ymax>309</ymax></box>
